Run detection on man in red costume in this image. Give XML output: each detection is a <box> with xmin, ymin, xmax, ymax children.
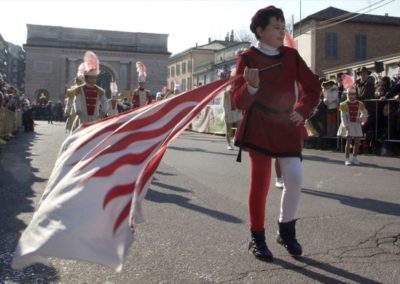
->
<box><xmin>232</xmin><ymin>6</ymin><xmax>321</xmax><ymax>261</ymax></box>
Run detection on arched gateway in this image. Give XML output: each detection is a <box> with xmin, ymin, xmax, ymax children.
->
<box><xmin>24</xmin><ymin>24</ymin><xmax>170</xmax><ymax>103</ymax></box>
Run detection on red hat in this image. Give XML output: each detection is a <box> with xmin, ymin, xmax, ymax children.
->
<box><xmin>251</xmin><ymin>6</ymin><xmax>277</xmax><ymax>23</ymax></box>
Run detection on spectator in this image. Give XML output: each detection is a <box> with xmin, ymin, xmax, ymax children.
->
<box><xmin>322</xmin><ymin>80</ymin><xmax>339</xmax><ymax>137</ymax></box>
<box><xmin>46</xmin><ymin>100</ymin><xmax>53</xmax><ymax>124</ymax></box>
<box><xmin>356</xmin><ymin>66</ymin><xmax>376</xmax><ymax>151</ymax></box>
<box><xmin>378</xmin><ymin>102</ymin><xmax>399</xmax><ymax>141</ymax></box>
<box><xmin>336</xmin><ymin>72</ymin><xmax>345</xmax><ymax>102</ymax></box>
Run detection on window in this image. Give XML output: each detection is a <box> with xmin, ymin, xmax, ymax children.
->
<box><xmin>188</xmin><ymin>60</ymin><xmax>192</xmax><ymax>73</ymax></box>
<box><xmin>171</xmin><ymin>66</ymin><xmax>175</xmax><ymax>77</ymax></box>
<box><xmin>182</xmin><ymin>62</ymin><xmax>186</xmax><ymax>74</ymax></box>
<box><xmin>187</xmin><ymin>77</ymin><xmax>192</xmax><ymax>90</ymax></box>
<box><xmin>325</xmin><ymin>32</ymin><xmax>337</xmax><ymax>59</ymax></box>
<box><xmin>167</xmin><ymin>67</ymin><xmax>170</xmax><ymax>78</ymax></box>
<box><xmin>355</xmin><ymin>34</ymin><xmax>367</xmax><ymax>60</ymax></box>
<box><xmin>176</xmin><ymin>63</ymin><xmax>181</xmax><ymax>76</ymax></box>
<box><xmin>182</xmin><ymin>78</ymin><xmax>186</xmax><ymax>91</ymax></box>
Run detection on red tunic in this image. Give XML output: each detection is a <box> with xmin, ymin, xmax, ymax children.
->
<box><xmin>232</xmin><ymin>46</ymin><xmax>320</xmax><ymax>158</ymax></box>
<box><xmin>83</xmin><ymin>85</ymin><xmax>98</xmax><ymax>116</ymax></box>
<box><xmin>347</xmin><ymin>101</ymin><xmax>360</xmax><ymax>122</ymax></box>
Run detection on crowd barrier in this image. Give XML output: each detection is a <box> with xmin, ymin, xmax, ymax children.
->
<box><xmin>363</xmin><ymin>98</ymin><xmax>399</xmax><ymax>141</ymax></box>
<box><xmin>0</xmin><ymin>108</ymin><xmax>21</xmax><ymax>138</ymax></box>
<box><xmin>306</xmin><ymin>98</ymin><xmax>400</xmax><ymax>154</ymax></box>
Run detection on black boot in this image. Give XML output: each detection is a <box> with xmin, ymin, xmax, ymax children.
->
<box><xmin>249</xmin><ymin>230</ymin><xmax>273</xmax><ymax>262</ymax></box>
<box><xmin>277</xmin><ymin>219</ymin><xmax>302</xmax><ymax>256</ymax></box>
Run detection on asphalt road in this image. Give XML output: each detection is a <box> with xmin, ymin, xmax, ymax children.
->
<box><xmin>0</xmin><ymin>121</ymin><xmax>399</xmax><ymax>283</ymax></box>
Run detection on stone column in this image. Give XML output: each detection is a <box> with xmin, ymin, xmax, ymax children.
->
<box><xmin>119</xmin><ymin>61</ymin><xmax>131</xmax><ymax>90</ymax></box>
<box><xmin>66</xmin><ymin>57</ymin><xmax>80</xmax><ymax>84</ymax></box>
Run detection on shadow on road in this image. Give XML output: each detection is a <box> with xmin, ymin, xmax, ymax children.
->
<box><xmin>146</xmin><ymin>183</ymin><xmax>242</xmax><ymax>224</ymax></box>
<box><xmin>155</xmin><ymin>170</ymin><xmax>177</xmax><ymax>177</ymax></box>
<box><xmin>303</xmin><ymin>154</ymin><xmax>345</xmax><ymax>166</ymax></box>
<box><xmin>303</xmin><ymin>154</ymin><xmax>400</xmax><ymax>172</ymax></box>
<box><xmin>0</xmin><ymin>132</ymin><xmax>59</xmax><ymax>282</ymax></box>
<box><xmin>178</xmin><ymin>131</ymin><xmax>224</xmax><ymax>143</ymax></box>
<box><xmin>302</xmin><ymin>188</ymin><xmax>400</xmax><ymax>216</ymax></box>
<box><xmin>168</xmin><ymin>145</ymin><xmax>238</xmax><ymax>157</ymax></box>
<box><xmin>273</xmin><ymin>256</ymin><xmax>380</xmax><ymax>284</ymax></box>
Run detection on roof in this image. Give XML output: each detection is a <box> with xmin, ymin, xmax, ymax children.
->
<box><xmin>295</xmin><ymin>6</ymin><xmax>400</xmax><ymax>27</ymax></box>
<box><xmin>170</xmin><ymin>40</ymin><xmax>245</xmax><ymax>59</ymax></box>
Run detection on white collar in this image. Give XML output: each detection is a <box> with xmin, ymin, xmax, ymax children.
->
<box><xmin>256</xmin><ymin>41</ymin><xmax>280</xmax><ymax>56</ymax></box>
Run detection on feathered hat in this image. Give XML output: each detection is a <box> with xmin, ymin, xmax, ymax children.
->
<box><xmin>136</xmin><ymin>61</ymin><xmax>147</xmax><ymax>83</ymax></box>
<box><xmin>341</xmin><ymin>74</ymin><xmax>356</xmax><ymax>94</ymax></box>
<box><xmin>83</xmin><ymin>51</ymin><xmax>100</xmax><ymax>76</ymax></box>
<box><xmin>77</xmin><ymin>63</ymin><xmax>85</xmax><ymax>77</ymax></box>
<box><xmin>110</xmin><ymin>81</ymin><xmax>118</xmax><ymax>96</ymax></box>
<box><xmin>321</xmin><ymin>80</ymin><xmax>337</xmax><ymax>88</ymax></box>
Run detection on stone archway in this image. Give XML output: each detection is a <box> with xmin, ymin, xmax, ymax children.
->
<box><xmin>35</xmin><ymin>89</ymin><xmax>50</xmax><ymax>105</ymax></box>
<box><xmin>96</xmin><ymin>65</ymin><xmax>115</xmax><ymax>99</ymax></box>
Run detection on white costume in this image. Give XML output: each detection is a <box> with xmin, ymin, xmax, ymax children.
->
<box><xmin>107</xmin><ymin>97</ymin><xmax>119</xmax><ymax>116</ymax></box>
<box><xmin>73</xmin><ymin>85</ymin><xmax>108</xmax><ymax>124</ymax></box>
<box><xmin>337</xmin><ymin>100</ymin><xmax>368</xmax><ymax>138</ymax></box>
<box><xmin>72</xmin><ymin>51</ymin><xmax>108</xmax><ymax>127</ymax></box>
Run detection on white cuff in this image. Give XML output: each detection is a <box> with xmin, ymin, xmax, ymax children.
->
<box><xmin>247</xmin><ymin>84</ymin><xmax>259</xmax><ymax>95</ymax></box>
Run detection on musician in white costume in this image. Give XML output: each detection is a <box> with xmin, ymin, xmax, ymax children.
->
<box><xmin>73</xmin><ymin>51</ymin><xmax>108</xmax><ymax>126</ymax></box>
<box><xmin>64</xmin><ymin>65</ymin><xmax>85</xmax><ymax>133</ymax></box>
<box><xmin>107</xmin><ymin>81</ymin><xmax>120</xmax><ymax>117</ymax></box>
<box><xmin>131</xmin><ymin>62</ymin><xmax>152</xmax><ymax>109</ymax></box>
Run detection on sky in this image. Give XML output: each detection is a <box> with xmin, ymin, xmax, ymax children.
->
<box><xmin>1</xmin><ymin>0</ymin><xmax>399</xmax><ymax>55</ymax></box>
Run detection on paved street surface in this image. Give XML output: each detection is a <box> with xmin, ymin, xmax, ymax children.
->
<box><xmin>1</xmin><ymin>121</ymin><xmax>399</xmax><ymax>283</ymax></box>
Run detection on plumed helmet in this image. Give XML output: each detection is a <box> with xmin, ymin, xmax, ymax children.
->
<box><xmin>136</xmin><ymin>61</ymin><xmax>147</xmax><ymax>83</ymax></box>
<box><xmin>83</xmin><ymin>51</ymin><xmax>100</xmax><ymax>76</ymax></box>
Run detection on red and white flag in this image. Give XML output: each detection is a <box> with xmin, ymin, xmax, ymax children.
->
<box><xmin>11</xmin><ymin>76</ymin><xmax>240</xmax><ymax>272</ymax></box>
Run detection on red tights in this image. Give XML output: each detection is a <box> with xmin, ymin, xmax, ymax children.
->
<box><xmin>248</xmin><ymin>150</ymin><xmax>272</xmax><ymax>231</ymax></box>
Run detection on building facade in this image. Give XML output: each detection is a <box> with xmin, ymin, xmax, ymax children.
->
<box><xmin>323</xmin><ymin>52</ymin><xmax>400</xmax><ymax>81</ymax></box>
<box><xmin>294</xmin><ymin>7</ymin><xmax>400</xmax><ymax>76</ymax></box>
<box><xmin>0</xmin><ymin>34</ymin><xmax>25</xmax><ymax>90</ymax></box>
<box><xmin>24</xmin><ymin>24</ymin><xmax>170</xmax><ymax>103</ymax></box>
<box><xmin>167</xmin><ymin>39</ymin><xmax>250</xmax><ymax>92</ymax></box>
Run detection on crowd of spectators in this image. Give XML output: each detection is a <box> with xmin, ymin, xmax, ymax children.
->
<box><xmin>0</xmin><ymin>73</ymin><xmax>66</xmax><ymax>145</ymax></box>
<box><xmin>0</xmin><ymin>73</ymin><xmax>31</xmax><ymax>143</ymax></box>
<box><xmin>306</xmin><ymin>62</ymin><xmax>400</xmax><ymax>156</ymax></box>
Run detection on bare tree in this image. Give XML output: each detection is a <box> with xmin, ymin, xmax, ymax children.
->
<box><xmin>235</xmin><ymin>28</ymin><xmax>257</xmax><ymax>45</ymax></box>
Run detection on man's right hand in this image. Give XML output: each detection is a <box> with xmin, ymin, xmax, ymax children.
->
<box><xmin>244</xmin><ymin>67</ymin><xmax>259</xmax><ymax>88</ymax></box>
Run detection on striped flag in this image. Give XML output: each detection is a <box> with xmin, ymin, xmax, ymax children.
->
<box><xmin>11</xmin><ymin>76</ymin><xmax>240</xmax><ymax>272</ymax></box>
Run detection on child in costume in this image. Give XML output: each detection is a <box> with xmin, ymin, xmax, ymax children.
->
<box><xmin>232</xmin><ymin>6</ymin><xmax>320</xmax><ymax>261</ymax></box>
<box><xmin>337</xmin><ymin>74</ymin><xmax>368</xmax><ymax>165</ymax></box>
